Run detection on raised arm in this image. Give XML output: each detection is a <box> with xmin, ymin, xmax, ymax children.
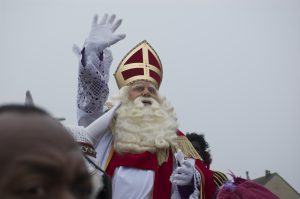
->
<box><xmin>75</xmin><ymin>14</ymin><xmax>126</xmax><ymax>127</ymax></box>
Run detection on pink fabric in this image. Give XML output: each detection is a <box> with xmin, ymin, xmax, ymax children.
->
<box><xmin>217</xmin><ymin>180</ymin><xmax>279</xmax><ymax>199</ymax></box>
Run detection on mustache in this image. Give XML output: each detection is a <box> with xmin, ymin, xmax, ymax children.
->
<box><xmin>134</xmin><ymin>96</ymin><xmax>157</xmax><ymax>103</ymax></box>
<box><xmin>132</xmin><ymin>96</ymin><xmax>160</xmax><ymax>108</ymax></box>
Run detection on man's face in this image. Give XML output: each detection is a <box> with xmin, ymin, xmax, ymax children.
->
<box><xmin>0</xmin><ymin>112</ymin><xmax>92</xmax><ymax>199</ymax></box>
<box><xmin>128</xmin><ymin>80</ymin><xmax>159</xmax><ymax>105</ymax></box>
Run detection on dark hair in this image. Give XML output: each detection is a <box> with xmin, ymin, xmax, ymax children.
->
<box><xmin>0</xmin><ymin>104</ymin><xmax>49</xmax><ymax>115</ymax></box>
<box><xmin>186</xmin><ymin>132</ymin><xmax>212</xmax><ymax>166</ymax></box>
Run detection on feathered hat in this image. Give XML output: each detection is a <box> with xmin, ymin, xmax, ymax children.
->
<box><xmin>217</xmin><ymin>174</ymin><xmax>279</xmax><ymax>199</ymax></box>
<box><xmin>114</xmin><ymin>40</ymin><xmax>163</xmax><ymax>89</ymax></box>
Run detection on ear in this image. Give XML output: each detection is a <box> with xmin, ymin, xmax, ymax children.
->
<box><xmin>86</xmin><ymin>101</ymin><xmax>121</xmax><ymax>145</ymax></box>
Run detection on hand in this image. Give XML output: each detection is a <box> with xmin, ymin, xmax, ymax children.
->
<box><xmin>171</xmin><ymin>159</ymin><xmax>194</xmax><ymax>186</ymax></box>
<box><xmin>85</xmin><ymin>14</ymin><xmax>126</xmax><ymax>52</ymax></box>
<box><xmin>175</xmin><ymin>149</ymin><xmax>184</xmax><ymax>165</ymax></box>
<box><xmin>86</xmin><ymin>101</ymin><xmax>122</xmax><ymax>145</ymax></box>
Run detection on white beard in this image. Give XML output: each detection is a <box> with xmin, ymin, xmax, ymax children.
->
<box><xmin>107</xmin><ymin>88</ymin><xmax>178</xmax><ymax>154</ymax></box>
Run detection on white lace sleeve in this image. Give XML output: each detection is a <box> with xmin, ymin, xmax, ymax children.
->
<box><xmin>77</xmin><ymin>48</ymin><xmax>113</xmax><ymax>127</ymax></box>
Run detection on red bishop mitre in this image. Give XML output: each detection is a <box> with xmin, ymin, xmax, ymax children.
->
<box><xmin>114</xmin><ymin>40</ymin><xmax>163</xmax><ymax>89</ymax></box>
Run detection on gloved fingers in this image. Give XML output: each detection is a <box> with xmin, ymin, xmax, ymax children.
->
<box><xmin>173</xmin><ymin>179</ymin><xmax>189</xmax><ymax>186</ymax></box>
<box><xmin>175</xmin><ymin>149</ymin><xmax>184</xmax><ymax>165</ymax></box>
<box><xmin>118</xmin><ymin>34</ymin><xmax>126</xmax><ymax>40</ymax></box>
<box><xmin>175</xmin><ymin>167</ymin><xmax>191</xmax><ymax>175</ymax></box>
<box><xmin>111</xmin><ymin>19</ymin><xmax>122</xmax><ymax>32</ymax></box>
<box><xmin>110</xmin><ymin>34</ymin><xmax>126</xmax><ymax>46</ymax></box>
<box><xmin>181</xmin><ymin>160</ymin><xmax>193</xmax><ymax>168</ymax></box>
<box><xmin>99</xmin><ymin>13</ymin><xmax>108</xmax><ymax>25</ymax></box>
<box><xmin>173</xmin><ymin>174</ymin><xmax>190</xmax><ymax>181</ymax></box>
<box><xmin>108</xmin><ymin>14</ymin><xmax>116</xmax><ymax>25</ymax></box>
<box><xmin>91</xmin><ymin>14</ymin><xmax>99</xmax><ymax>27</ymax></box>
<box><xmin>172</xmin><ymin>174</ymin><xmax>191</xmax><ymax>186</ymax></box>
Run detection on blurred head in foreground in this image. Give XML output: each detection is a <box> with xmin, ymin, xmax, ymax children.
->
<box><xmin>0</xmin><ymin>104</ymin><xmax>92</xmax><ymax>199</ymax></box>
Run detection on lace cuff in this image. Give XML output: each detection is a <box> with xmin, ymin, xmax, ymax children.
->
<box><xmin>77</xmin><ymin>48</ymin><xmax>113</xmax><ymax>126</ymax></box>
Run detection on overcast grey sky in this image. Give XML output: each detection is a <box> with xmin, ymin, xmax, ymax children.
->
<box><xmin>1</xmin><ymin>0</ymin><xmax>300</xmax><ymax>193</ymax></box>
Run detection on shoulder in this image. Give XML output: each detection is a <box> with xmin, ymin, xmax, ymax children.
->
<box><xmin>175</xmin><ymin>129</ymin><xmax>202</xmax><ymax>160</ymax></box>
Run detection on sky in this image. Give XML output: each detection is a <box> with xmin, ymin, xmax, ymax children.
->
<box><xmin>1</xmin><ymin>0</ymin><xmax>300</xmax><ymax>193</ymax></box>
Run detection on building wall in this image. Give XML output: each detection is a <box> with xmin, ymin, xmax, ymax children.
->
<box><xmin>265</xmin><ymin>175</ymin><xmax>300</xmax><ymax>199</ymax></box>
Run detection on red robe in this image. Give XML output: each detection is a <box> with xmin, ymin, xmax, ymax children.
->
<box><xmin>105</xmin><ymin>130</ymin><xmax>216</xmax><ymax>199</ymax></box>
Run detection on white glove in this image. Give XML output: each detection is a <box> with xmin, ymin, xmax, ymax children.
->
<box><xmin>175</xmin><ymin>149</ymin><xmax>184</xmax><ymax>165</ymax></box>
<box><xmin>170</xmin><ymin>150</ymin><xmax>194</xmax><ymax>186</ymax></box>
<box><xmin>85</xmin><ymin>13</ymin><xmax>126</xmax><ymax>53</ymax></box>
<box><xmin>86</xmin><ymin>101</ymin><xmax>122</xmax><ymax>145</ymax></box>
